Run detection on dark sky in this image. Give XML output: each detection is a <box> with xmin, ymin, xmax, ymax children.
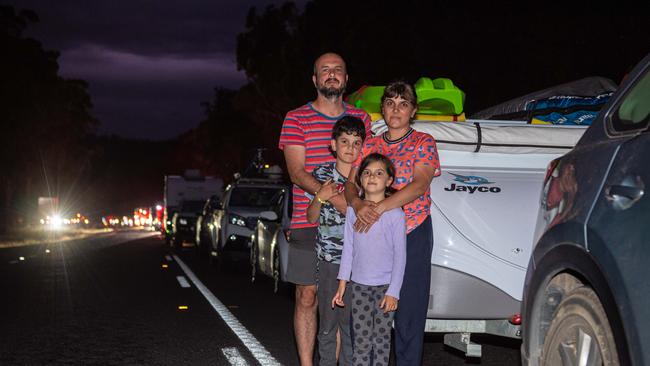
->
<box><xmin>11</xmin><ymin>0</ymin><xmax>303</xmax><ymax>140</ymax></box>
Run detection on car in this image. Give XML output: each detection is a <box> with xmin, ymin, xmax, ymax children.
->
<box><xmin>249</xmin><ymin>184</ymin><xmax>291</xmax><ymax>292</ymax></box>
<box><xmin>208</xmin><ymin>177</ymin><xmax>288</xmax><ymax>262</ymax></box>
<box><xmin>170</xmin><ymin>199</ymin><xmax>205</xmax><ymax>248</ymax></box>
<box><xmin>194</xmin><ymin>195</ymin><xmax>222</xmax><ymax>253</ymax></box>
<box><xmin>521</xmin><ymin>53</ymin><xmax>650</xmax><ymax>366</ymax></box>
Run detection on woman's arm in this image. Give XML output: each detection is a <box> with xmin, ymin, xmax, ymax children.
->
<box><xmin>344</xmin><ymin>166</ymin><xmax>380</xmax><ymax>232</ymax></box>
<box><xmin>375</xmin><ymin>163</ymin><xmax>437</xmax><ymax>214</ymax></box>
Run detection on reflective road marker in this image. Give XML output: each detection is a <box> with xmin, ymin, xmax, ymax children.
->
<box><xmin>172</xmin><ymin>255</ymin><xmax>280</xmax><ymax>366</ymax></box>
<box><xmin>176</xmin><ymin>276</ymin><xmax>191</xmax><ymax>288</ymax></box>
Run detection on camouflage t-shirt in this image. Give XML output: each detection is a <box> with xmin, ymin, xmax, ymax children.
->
<box><xmin>311</xmin><ymin>163</ymin><xmax>347</xmax><ymax>263</ymax></box>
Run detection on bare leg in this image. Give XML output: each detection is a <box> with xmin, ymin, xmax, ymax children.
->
<box><xmin>336</xmin><ymin>328</ymin><xmax>341</xmax><ymax>362</ymax></box>
<box><xmin>295</xmin><ymin>284</ymin><xmax>318</xmax><ymax>366</ymax></box>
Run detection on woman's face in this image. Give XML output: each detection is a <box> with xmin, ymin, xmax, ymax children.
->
<box><xmin>382</xmin><ymin>95</ymin><xmax>417</xmax><ymax>130</ymax></box>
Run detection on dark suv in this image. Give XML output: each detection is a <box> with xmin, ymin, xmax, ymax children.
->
<box><xmin>522</xmin><ymin>53</ymin><xmax>650</xmax><ymax>366</ymax></box>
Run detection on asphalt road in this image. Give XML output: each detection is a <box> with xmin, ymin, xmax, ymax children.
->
<box><xmin>0</xmin><ymin>230</ymin><xmax>521</xmax><ymax>365</ymax></box>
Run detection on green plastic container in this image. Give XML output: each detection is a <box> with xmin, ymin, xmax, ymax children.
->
<box><xmin>347</xmin><ymin>85</ymin><xmax>385</xmax><ymax>114</ymax></box>
<box><xmin>415</xmin><ymin>77</ymin><xmax>465</xmax><ymax>115</ymax></box>
<box><xmin>346</xmin><ymin>77</ymin><xmax>465</xmax><ymax>115</ymax></box>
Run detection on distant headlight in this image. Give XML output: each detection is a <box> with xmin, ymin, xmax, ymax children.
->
<box><xmin>179</xmin><ymin>218</ymin><xmax>188</xmax><ymax>226</ymax></box>
<box><xmin>230</xmin><ymin>214</ymin><xmax>246</xmax><ymax>227</ymax></box>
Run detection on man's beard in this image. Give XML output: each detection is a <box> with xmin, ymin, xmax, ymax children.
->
<box><xmin>318</xmin><ymin>79</ymin><xmax>346</xmax><ymax>99</ymax></box>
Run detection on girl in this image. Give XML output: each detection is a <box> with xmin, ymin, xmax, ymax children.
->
<box><xmin>332</xmin><ymin>153</ymin><xmax>407</xmax><ymax>366</ymax></box>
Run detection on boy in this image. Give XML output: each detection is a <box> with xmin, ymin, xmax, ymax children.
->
<box><xmin>306</xmin><ymin>115</ymin><xmax>366</xmax><ymax>366</ymax></box>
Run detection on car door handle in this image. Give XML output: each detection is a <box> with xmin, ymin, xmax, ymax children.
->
<box><xmin>607</xmin><ymin>185</ymin><xmax>644</xmax><ymax>200</ymax></box>
<box><xmin>605</xmin><ymin>176</ymin><xmax>644</xmax><ymax>210</ymax></box>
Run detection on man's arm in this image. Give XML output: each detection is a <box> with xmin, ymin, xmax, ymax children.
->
<box><xmin>283</xmin><ymin>145</ymin><xmax>321</xmax><ymax>195</ymax></box>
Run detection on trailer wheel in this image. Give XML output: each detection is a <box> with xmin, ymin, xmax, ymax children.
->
<box><xmin>541</xmin><ymin>286</ymin><xmax>619</xmax><ymax>366</ymax></box>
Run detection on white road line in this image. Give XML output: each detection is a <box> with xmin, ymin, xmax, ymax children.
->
<box><xmin>222</xmin><ymin>347</ymin><xmax>249</xmax><ymax>366</ymax></box>
<box><xmin>176</xmin><ymin>276</ymin><xmax>191</xmax><ymax>288</ymax></box>
<box><xmin>165</xmin><ymin>255</ymin><xmax>172</xmax><ymax>262</ymax></box>
<box><xmin>172</xmin><ymin>255</ymin><xmax>280</xmax><ymax>366</ymax></box>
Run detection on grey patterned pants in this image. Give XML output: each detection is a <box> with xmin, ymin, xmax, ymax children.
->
<box><xmin>350</xmin><ymin>282</ymin><xmax>394</xmax><ymax>366</ymax></box>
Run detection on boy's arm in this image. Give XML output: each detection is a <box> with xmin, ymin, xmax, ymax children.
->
<box><xmin>306</xmin><ymin>196</ymin><xmax>322</xmax><ymax>223</ymax></box>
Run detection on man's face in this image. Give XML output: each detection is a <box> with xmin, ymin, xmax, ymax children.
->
<box><xmin>312</xmin><ymin>54</ymin><xmax>348</xmax><ymax>99</ymax></box>
<box><xmin>331</xmin><ymin>132</ymin><xmax>363</xmax><ymax>164</ymax></box>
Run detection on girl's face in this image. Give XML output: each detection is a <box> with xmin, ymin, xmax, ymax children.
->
<box><xmin>382</xmin><ymin>95</ymin><xmax>417</xmax><ymax>130</ymax></box>
<box><xmin>360</xmin><ymin>160</ymin><xmax>394</xmax><ymax>196</ymax></box>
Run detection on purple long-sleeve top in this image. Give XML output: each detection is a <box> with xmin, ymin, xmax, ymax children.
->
<box><xmin>337</xmin><ymin>206</ymin><xmax>407</xmax><ymax>299</ymax></box>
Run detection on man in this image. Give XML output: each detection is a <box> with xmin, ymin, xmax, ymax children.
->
<box><xmin>278</xmin><ymin>52</ymin><xmax>371</xmax><ymax>366</ymax></box>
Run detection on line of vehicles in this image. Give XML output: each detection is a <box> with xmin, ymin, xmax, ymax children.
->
<box><xmin>162</xmin><ymin>53</ymin><xmax>649</xmax><ymax>365</ymax></box>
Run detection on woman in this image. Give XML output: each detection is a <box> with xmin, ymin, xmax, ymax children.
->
<box><xmin>344</xmin><ymin>80</ymin><xmax>440</xmax><ymax>366</ymax></box>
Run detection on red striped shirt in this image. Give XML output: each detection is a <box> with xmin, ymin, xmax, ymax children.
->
<box><xmin>279</xmin><ymin>102</ymin><xmax>371</xmax><ymax>229</ymax></box>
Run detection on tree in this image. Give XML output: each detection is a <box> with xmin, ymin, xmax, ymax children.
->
<box><xmin>0</xmin><ymin>6</ymin><xmax>97</xmax><ymax>230</ymax></box>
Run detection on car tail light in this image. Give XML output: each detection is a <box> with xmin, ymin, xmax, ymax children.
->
<box><xmin>544</xmin><ymin>158</ymin><xmax>560</xmax><ymax>185</ymax></box>
<box><xmin>509</xmin><ymin>313</ymin><xmax>521</xmax><ymax>325</ymax></box>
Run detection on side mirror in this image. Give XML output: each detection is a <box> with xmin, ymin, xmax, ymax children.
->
<box><xmin>259</xmin><ymin>211</ymin><xmax>278</xmax><ymax>221</ymax></box>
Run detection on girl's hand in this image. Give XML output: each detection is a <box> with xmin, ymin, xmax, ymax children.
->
<box><xmin>379</xmin><ymin>295</ymin><xmax>398</xmax><ymax>313</ymax></box>
<box><xmin>331</xmin><ymin>281</ymin><xmax>347</xmax><ymax>308</ymax></box>
<box><xmin>316</xmin><ymin>179</ymin><xmax>338</xmax><ymax>201</ymax></box>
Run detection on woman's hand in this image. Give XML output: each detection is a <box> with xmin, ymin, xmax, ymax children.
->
<box><xmin>332</xmin><ymin>280</ymin><xmax>347</xmax><ymax>308</ymax></box>
<box><xmin>379</xmin><ymin>295</ymin><xmax>398</xmax><ymax>313</ymax></box>
<box><xmin>316</xmin><ymin>179</ymin><xmax>338</xmax><ymax>202</ymax></box>
<box><xmin>352</xmin><ymin>200</ymin><xmax>380</xmax><ymax>233</ymax></box>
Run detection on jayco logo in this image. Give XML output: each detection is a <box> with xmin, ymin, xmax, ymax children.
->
<box><xmin>443</xmin><ymin>172</ymin><xmax>502</xmax><ymax>193</ymax></box>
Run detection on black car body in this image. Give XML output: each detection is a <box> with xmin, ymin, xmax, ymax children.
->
<box><xmin>522</xmin><ymin>53</ymin><xmax>650</xmax><ymax>366</ymax></box>
<box><xmin>170</xmin><ymin>200</ymin><xmax>205</xmax><ymax>248</ymax></box>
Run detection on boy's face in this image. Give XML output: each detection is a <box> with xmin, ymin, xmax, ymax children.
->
<box><xmin>331</xmin><ymin>132</ymin><xmax>363</xmax><ymax>164</ymax></box>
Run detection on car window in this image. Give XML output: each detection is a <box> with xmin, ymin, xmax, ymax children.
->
<box><xmin>229</xmin><ymin>187</ymin><xmax>283</xmax><ymax>208</ymax></box>
<box><xmin>610</xmin><ymin>67</ymin><xmax>650</xmax><ymax>132</ymax></box>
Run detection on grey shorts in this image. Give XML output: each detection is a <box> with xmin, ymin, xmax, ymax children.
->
<box><xmin>285</xmin><ymin>227</ymin><xmax>318</xmax><ymax>285</ymax></box>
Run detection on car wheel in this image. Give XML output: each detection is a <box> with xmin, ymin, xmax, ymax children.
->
<box><xmin>272</xmin><ymin>245</ymin><xmax>286</xmax><ymax>294</ymax></box>
<box><xmin>541</xmin><ymin>286</ymin><xmax>619</xmax><ymax>366</ymax></box>
<box><xmin>195</xmin><ymin>229</ymin><xmax>201</xmax><ymax>250</ymax></box>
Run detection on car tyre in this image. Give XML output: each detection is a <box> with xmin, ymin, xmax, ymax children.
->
<box><xmin>541</xmin><ymin>286</ymin><xmax>619</xmax><ymax>366</ymax></box>
<box><xmin>272</xmin><ymin>245</ymin><xmax>290</xmax><ymax>295</ymax></box>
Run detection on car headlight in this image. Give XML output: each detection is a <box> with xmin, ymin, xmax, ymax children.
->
<box><xmin>230</xmin><ymin>214</ymin><xmax>246</xmax><ymax>227</ymax></box>
<box><xmin>179</xmin><ymin>218</ymin><xmax>188</xmax><ymax>226</ymax></box>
